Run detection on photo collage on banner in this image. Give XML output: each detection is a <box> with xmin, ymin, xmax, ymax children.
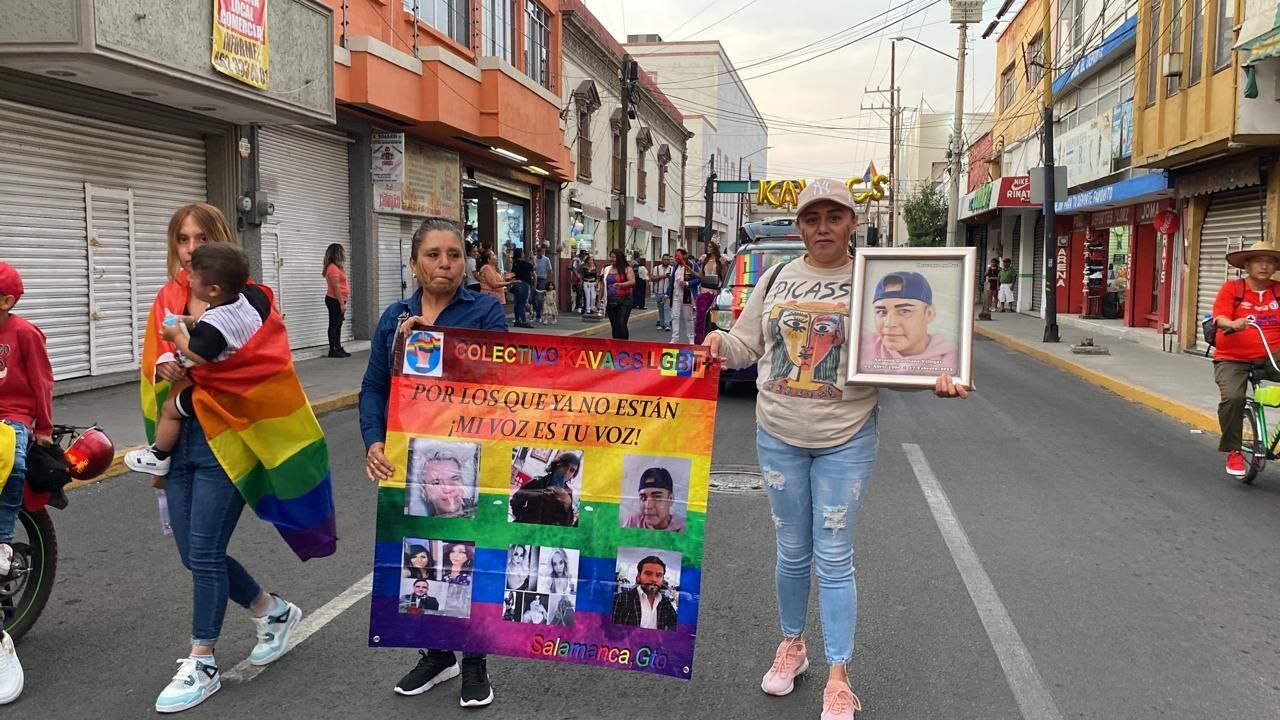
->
<box><xmin>370</xmin><ymin>328</ymin><xmax>719</xmax><ymax>679</ymax></box>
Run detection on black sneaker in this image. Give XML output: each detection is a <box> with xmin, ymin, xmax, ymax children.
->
<box><xmin>459</xmin><ymin>657</ymin><xmax>494</xmax><ymax>707</ymax></box>
<box><xmin>394</xmin><ymin>650</ymin><xmax>459</xmax><ymax>696</ymax></box>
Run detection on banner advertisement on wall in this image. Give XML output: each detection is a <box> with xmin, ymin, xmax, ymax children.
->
<box><xmin>375</xmin><ymin>140</ymin><xmax>462</xmax><ymax>220</ymax></box>
<box><xmin>211</xmin><ymin>0</ymin><xmax>269</xmax><ymax>89</ymax></box>
<box><xmin>369</xmin><ymin>328</ymin><xmax>719</xmax><ymax>679</ymax></box>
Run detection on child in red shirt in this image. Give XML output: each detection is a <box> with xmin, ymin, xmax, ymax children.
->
<box><xmin>0</xmin><ymin>261</ymin><xmax>54</xmax><ymax>704</ymax></box>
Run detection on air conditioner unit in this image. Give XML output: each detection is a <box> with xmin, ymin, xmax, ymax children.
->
<box><xmin>1162</xmin><ymin>51</ymin><xmax>1183</xmax><ymax>78</ymax></box>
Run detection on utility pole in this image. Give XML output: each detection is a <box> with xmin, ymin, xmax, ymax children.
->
<box><xmin>703</xmin><ymin>156</ymin><xmax>716</xmax><ymax>254</ymax></box>
<box><xmin>889</xmin><ymin>40</ymin><xmax>896</xmax><ymax>246</ymax></box>
<box><xmin>616</xmin><ymin>55</ymin><xmax>637</xmax><ymax>251</ymax></box>
<box><xmin>736</xmin><ymin>156</ymin><xmax>745</xmax><ymax>236</ymax></box>
<box><xmin>946</xmin><ymin>22</ymin><xmax>968</xmax><ymax>247</ymax></box>
<box><xmin>1039</xmin><ymin>6</ymin><xmax>1059</xmax><ymax>342</ymax></box>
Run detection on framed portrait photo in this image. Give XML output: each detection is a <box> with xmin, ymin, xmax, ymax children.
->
<box><xmin>847</xmin><ymin>247</ymin><xmax>976</xmax><ymax>389</ymax></box>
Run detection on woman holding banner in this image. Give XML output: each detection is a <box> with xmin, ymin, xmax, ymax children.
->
<box><xmin>704</xmin><ymin>181</ymin><xmax>966</xmax><ymax>720</ymax></box>
<box><xmin>360</xmin><ymin>217</ymin><xmax>506</xmax><ymax>708</ymax></box>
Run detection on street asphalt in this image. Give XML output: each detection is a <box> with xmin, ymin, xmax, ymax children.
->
<box><xmin>12</xmin><ymin>323</ymin><xmax>1280</xmax><ymax>719</ymax></box>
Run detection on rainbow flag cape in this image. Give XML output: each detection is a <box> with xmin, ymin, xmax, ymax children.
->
<box><xmin>141</xmin><ymin>275</ymin><xmax>337</xmax><ymax>560</ymax></box>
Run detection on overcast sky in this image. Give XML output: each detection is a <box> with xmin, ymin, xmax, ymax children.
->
<box><xmin>580</xmin><ymin>0</ymin><xmax>1000</xmax><ymax>183</ymax></box>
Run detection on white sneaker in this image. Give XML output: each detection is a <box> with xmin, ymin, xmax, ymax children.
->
<box><xmin>248</xmin><ymin>596</ymin><xmax>302</xmax><ymax>666</ymax></box>
<box><xmin>0</xmin><ymin>544</ymin><xmax>12</xmax><ymax>578</ymax></box>
<box><xmin>155</xmin><ymin>657</ymin><xmax>219</xmax><ymax>713</ymax></box>
<box><xmin>0</xmin><ymin>632</ymin><xmax>23</xmax><ymax>705</ymax></box>
<box><xmin>124</xmin><ymin>447</ymin><xmax>171</xmax><ymax>476</ymax></box>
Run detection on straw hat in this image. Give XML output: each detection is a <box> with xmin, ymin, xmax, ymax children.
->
<box><xmin>1227</xmin><ymin>241</ymin><xmax>1280</xmax><ymax>269</ymax></box>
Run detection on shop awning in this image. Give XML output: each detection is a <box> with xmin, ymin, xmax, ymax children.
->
<box><xmin>958</xmin><ymin>176</ymin><xmax>1035</xmax><ymax>220</ymax></box>
<box><xmin>1236</xmin><ymin>0</ymin><xmax>1280</xmax><ymax>61</ymax></box>
<box><xmin>1054</xmin><ymin>171</ymin><xmax>1171</xmax><ymax>213</ymax></box>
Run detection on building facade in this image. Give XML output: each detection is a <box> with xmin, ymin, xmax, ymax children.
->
<box><xmin>621</xmin><ymin>36</ymin><xmax>768</xmax><ymax>253</ymax></box>
<box><xmin>559</xmin><ymin>0</ymin><xmax>690</xmax><ymax>276</ymax></box>
<box><xmin>896</xmin><ymin>111</ymin><xmax>993</xmax><ymax>244</ymax></box>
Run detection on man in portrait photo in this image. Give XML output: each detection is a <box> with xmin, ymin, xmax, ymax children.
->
<box><xmin>400</xmin><ymin>579</ymin><xmax>438</xmax><ymax>613</ymax></box>
<box><xmin>406</xmin><ymin>443</ymin><xmax>478</xmax><ymax>518</ymax></box>
<box><xmin>860</xmin><ymin>271</ymin><xmax>959</xmax><ymax>375</ymax></box>
<box><xmin>621</xmin><ymin>467</ymin><xmax>685</xmax><ymax>532</ymax></box>
<box><xmin>611</xmin><ymin>555</ymin><xmax>677</xmax><ymax>631</ymax></box>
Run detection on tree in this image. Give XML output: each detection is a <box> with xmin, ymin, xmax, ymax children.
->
<box><xmin>902</xmin><ymin>184</ymin><xmax>948</xmax><ymax>247</ymax></box>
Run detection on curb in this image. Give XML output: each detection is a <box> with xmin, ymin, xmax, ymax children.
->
<box><xmin>68</xmin><ymin>311</ymin><xmax>660</xmax><ymax>492</ymax></box>
<box><xmin>974</xmin><ymin>324</ymin><xmax>1220</xmax><ymax>435</ymax></box>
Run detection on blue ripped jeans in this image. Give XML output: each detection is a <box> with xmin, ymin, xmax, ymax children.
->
<box><xmin>166</xmin><ymin>417</ymin><xmax>262</xmax><ymax>646</ymax></box>
<box><xmin>0</xmin><ymin>420</ymin><xmax>30</xmax><ymax>544</ymax></box>
<box><xmin>756</xmin><ymin>410</ymin><xmax>878</xmax><ymax>665</ymax></box>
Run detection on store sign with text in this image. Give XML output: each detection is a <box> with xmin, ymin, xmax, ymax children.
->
<box><xmin>374</xmin><ymin>139</ymin><xmax>462</xmax><ymax>219</ymax></box>
<box><xmin>211</xmin><ymin>0</ymin><xmax>269</xmax><ymax>89</ymax></box>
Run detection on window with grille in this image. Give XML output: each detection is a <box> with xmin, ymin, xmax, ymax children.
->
<box><xmin>1213</xmin><ymin>0</ymin><xmax>1232</xmax><ymax>71</ymax></box>
<box><xmin>658</xmin><ymin>166</ymin><xmax>667</xmax><ymax>211</ymax></box>
<box><xmin>637</xmin><ymin>151</ymin><xmax>647</xmax><ymax>203</ymax></box>
<box><xmin>612</xmin><ymin>131</ymin><xmax>623</xmax><ymax>194</ymax></box>
<box><xmin>480</xmin><ymin>0</ymin><xmax>515</xmax><ymax>64</ymax></box>
<box><xmin>1027</xmin><ymin>33</ymin><xmax>1044</xmax><ymax>88</ymax></box>
<box><xmin>577</xmin><ymin>110</ymin><xmax>593</xmax><ymax>181</ymax></box>
<box><xmin>403</xmin><ymin>0</ymin><xmax>470</xmax><ymax>47</ymax></box>
<box><xmin>1190</xmin><ymin>0</ymin><xmax>1204</xmax><ymax>85</ymax></box>
<box><xmin>524</xmin><ymin>1</ymin><xmax>551</xmax><ymax>89</ymax></box>
<box><xmin>1166</xmin><ymin>0</ymin><xmax>1182</xmax><ymax>96</ymax></box>
<box><xmin>1146</xmin><ymin>0</ymin><xmax>1162</xmax><ymax>105</ymax></box>
<box><xmin>1000</xmin><ymin>65</ymin><xmax>1016</xmax><ymax>110</ymax></box>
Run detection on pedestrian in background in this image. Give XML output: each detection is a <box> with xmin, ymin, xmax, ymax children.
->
<box><xmin>142</xmin><ymin>203</ymin><xmax>308</xmax><ymax>713</ymax></box>
<box><xmin>669</xmin><ymin>249</ymin><xmax>696</xmax><ymax>343</ymax></box>
<box><xmin>361</xmin><ymin>217</ymin><xmax>504</xmax><ymax>708</ymax></box>
<box><xmin>0</xmin><ymin>261</ymin><xmax>54</xmax><ymax>706</ymax></box>
<box><xmin>477</xmin><ymin>249</ymin><xmax>509</xmax><ymax>306</ymax></box>
<box><xmin>651</xmin><ymin>254</ymin><xmax>672</xmax><ymax>331</ymax></box>
<box><xmin>695</xmin><ymin>244</ymin><xmax>728</xmax><ymax>343</ymax></box>
<box><xmin>984</xmin><ymin>257</ymin><xmax>1000</xmax><ymax>313</ymax></box>
<box><xmin>464</xmin><ymin>242</ymin><xmax>481</xmax><ymax>293</ymax></box>
<box><xmin>632</xmin><ymin>255</ymin><xmax>648</xmax><ymax>309</ymax></box>
<box><xmin>510</xmin><ymin>248</ymin><xmax>534</xmax><ymax>329</ymax></box>
<box><xmin>571</xmin><ymin>251</ymin><xmax>586</xmax><ymax>313</ymax></box>
<box><xmin>602</xmin><ymin>249</ymin><xmax>636</xmax><ymax>339</ymax></box>
<box><xmin>997</xmin><ymin>257</ymin><xmax>1017</xmax><ymax>312</ymax></box>
<box><xmin>533</xmin><ymin>245</ymin><xmax>553</xmax><ymax>323</ymax></box>
<box><xmin>323</xmin><ymin>243</ymin><xmax>350</xmax><ymax>358</ymax></box>
<box><xmin>705</xmin><ymin>181</ymin><xmax>966</xmax><ymax>720</ymax></box>
<box><xmin>581</xmin><ymin>257</ymin><xmax>600</xmax><ymax>315</ymax></box>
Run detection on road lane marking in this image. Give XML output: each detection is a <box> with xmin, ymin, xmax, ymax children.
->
<box><xmin>224</xmin><ymin>572</ymin><xmax>374</xmax><ymax>684</ymax></box>
<box><xmin>902</xmin><ymin>443</ymin><xmax>1064</xmax><ymax>720</ymax></box>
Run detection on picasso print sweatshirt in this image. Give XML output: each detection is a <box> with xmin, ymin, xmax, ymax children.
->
<box><xmin>714</xmin><ymin>258</ymin><xmax>878</xmax><ymax>448</ymax></box>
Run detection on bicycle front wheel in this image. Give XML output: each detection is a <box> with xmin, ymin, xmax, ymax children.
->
<box><xmin>1241</xmin><ymin>404</ymin><xmax>1267</xmax><ymax>484</ymax></box>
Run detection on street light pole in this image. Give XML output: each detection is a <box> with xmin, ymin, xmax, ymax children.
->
<box><xmin>946</xmin><ymin>24</ymin><xmax>967</xmax><ymax>247</ymax></box>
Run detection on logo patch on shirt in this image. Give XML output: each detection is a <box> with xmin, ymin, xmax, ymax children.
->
<box><xmin>403</xmin><ymin>331</ymin><xmax>444</xmax><ymax>377</ymax></box>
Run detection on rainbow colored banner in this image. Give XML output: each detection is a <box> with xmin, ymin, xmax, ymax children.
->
<box><xmin>369</xmin><ymin>328</ymin><xmax>719</xmax><ymax>679</ymax></box>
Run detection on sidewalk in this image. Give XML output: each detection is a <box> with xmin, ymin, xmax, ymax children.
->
<box><xmin>58</xmin><ymin>309</ymin><xmax>656</xmax><ymax>487</ymax></box>
<box><xmin>974</xmin><ymin>311</ymin><xmax>1220</xmax><ymax>433</ymax></box>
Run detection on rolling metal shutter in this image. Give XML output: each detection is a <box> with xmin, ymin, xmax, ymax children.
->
<box><xmin>1031</xmin><ymin>214</ymin><xmax>1046</xmax><ymax>312</ymax></box>
<box><xmin>0</xmin><ymin>98</ymin><xmax>207</xmax><ymax>379</ymax></box>
<box><xmin>259</xmin><ymin>126</ymin><xmax>352</xmax><ymax>350</ymax></box>
<box><xmin>1010</xmin><ymin>215</ymin><xmax>1022</xmax><ymax>273</ymax></box>
<box><xmin>376</xmin><ymin>214</ymin><xmax>416</xmax><ymax>310</ymax></box>
<box><xmin>1196</xmin><ymin>188</ymin><xmax>1264</xmax><ymax>347</ymax></box>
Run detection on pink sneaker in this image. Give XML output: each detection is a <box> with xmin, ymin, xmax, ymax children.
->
<box><xmin>761</xmin><ymin>636</ymin><xmax>808</xmax><ymax>695</ymax></box>
<box><xmin>821</xmin><ymin>679</ymin><xmax>862</xmax><ymax>720</ymax></box>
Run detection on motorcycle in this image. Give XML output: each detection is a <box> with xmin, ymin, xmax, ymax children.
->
<box><xmin>1</xmin><ymin>424</ymin><xmax>113</xmax><ymax>641</ymax></box>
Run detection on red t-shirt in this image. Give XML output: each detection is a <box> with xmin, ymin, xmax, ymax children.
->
<box><xmin>0</xmin><ymin>314</ymin><xmax>54</xmax><ymax>435</ymax></box>
<box><xmin>325</xmin><ymin>263</ymin><xmax>349</xmax><ymax>301</ymax></box>
<box><xmin>1212</xmin><ymin>278</ymin><xmax>1280</xmax><ymax>361</ymax></box>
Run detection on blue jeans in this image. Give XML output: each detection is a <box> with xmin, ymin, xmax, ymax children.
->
<box><xmin>532</xmin><ymin>287</ymin><xmax>546</xmax><ymax>321</ymax></box>
<box><xmin>512</xmin><ymin>281</ymin><xmax>531</xmax><ymax>324</ymax></box>
<box><xmin>0</xmin><ymin>420</ymin><xmax>30</xmax><ymax>543</ymax></box>
<box><xmin>166</xmin><ymin>417</ymin><xmax>262</xmax><ymax>646</ymax></box>
<box><xmin>756</xmin><ymin>412</ymin><xmax>878</xmax><ymax>665</ymax></box>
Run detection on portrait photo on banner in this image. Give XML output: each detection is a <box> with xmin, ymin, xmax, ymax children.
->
<box><xmin>617</xmin><ymin>454</ymin><xmax>692</xmax><ymax>533</ymax></box>
<box><xmin>508</xmin><ymin>446</ymin><xmax>584</xmax><ymax>527</ymax></box>
<box><xmin>612</xmin><ymin>547</ymin><xmax>682</xmax><ymax>633</ymax></box>
<box><xmin>404</xmin><ymin>438</ymin><xmax>480</xmax><ymax>519</ymax></box>
<box><xmin>503</xmin><ymin>545</ymin><xmax>579</xmax><ymax>627</ymax></box>
<box><xmin>398</xmin><ymin>537</ymin><xmax>475</xmax><ymax>619</ymax></box>
<box><xmin>848</xmin><ymin>247</ymin><xmax>976</xmax><ymax>389</ymax></box>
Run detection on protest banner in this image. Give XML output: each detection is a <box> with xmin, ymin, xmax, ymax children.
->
<box><xmin>369</xmin><ymin>328</ymin><xmax>719</xmax><ymax>679</ymax></box>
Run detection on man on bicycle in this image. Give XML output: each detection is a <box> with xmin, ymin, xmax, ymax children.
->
<box><xmin>1213</xmin><ymin>241</ymin><xmax>1280</xmax><ymax>477</ymax></box>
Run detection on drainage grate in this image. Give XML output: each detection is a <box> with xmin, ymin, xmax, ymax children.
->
<box><xmin>708</xmin><ymin>465</ymin><xmax>764</xmax><ymax>493</ymax></box>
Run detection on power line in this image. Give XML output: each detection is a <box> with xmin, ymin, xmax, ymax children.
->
<box><xmin>677</xmin><ymin>0</ymin><xmax>762</xmax><ymax>41</ymax></box>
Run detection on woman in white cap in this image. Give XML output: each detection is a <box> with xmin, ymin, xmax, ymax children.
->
<box><xmin>704</xmin><ymin>179</ymin><xmax>966</xmax><ymax>720</ymax></box>
<box><xmin>1211</xmin><ymin>240</ymin><xmax>1280</xmax><ymax>478</ymax></box>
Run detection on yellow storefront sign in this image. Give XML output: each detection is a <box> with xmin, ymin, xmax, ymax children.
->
<box><xmin>212</xmin><ymin>0</ymin><xmax>270</xmax><ymax>90</ymax></box>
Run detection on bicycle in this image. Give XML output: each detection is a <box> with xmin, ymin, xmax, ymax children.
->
<box><xmin>1232</xmin><ymin>317</ymin><xmax>1280</xmax><ymax>484</ymax></box>
<box><xmin>1</xmin><ymin>424</ymin><xmax>113</xmax><ymax>641</ymax></box>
